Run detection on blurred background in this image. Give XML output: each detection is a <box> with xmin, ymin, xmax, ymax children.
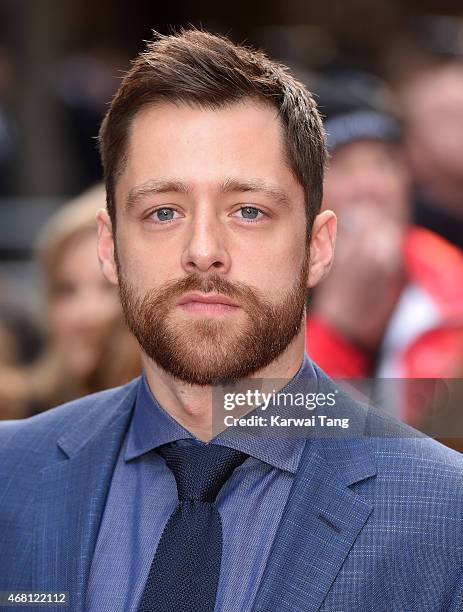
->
<box><xmin>0</xmin><ymin>0</ymin><xmax>462</xmax><ymax>446</ymax></box>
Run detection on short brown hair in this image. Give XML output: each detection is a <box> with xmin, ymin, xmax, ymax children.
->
<box><xmin>98</xmin><ymin>28</ymin><xmax>326</xmax><ymax>234</ymax></box>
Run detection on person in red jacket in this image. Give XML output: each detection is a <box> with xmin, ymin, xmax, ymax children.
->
<box><xmin>306</xmin><ymin>110</ymin><xmax>463</xmax><ymax>423</ymax></box>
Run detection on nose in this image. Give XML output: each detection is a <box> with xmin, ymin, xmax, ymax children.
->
<box><xmin>352</xmin><ymin>164</ymin><xmax>391</xmax><ymax>204</ymax></box>
<box><xmin>181</xmin><ymin>210</ymin><xmax>231</xmax><ymax>275</ymax></box>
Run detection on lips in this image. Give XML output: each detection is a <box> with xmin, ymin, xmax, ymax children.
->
<box><xmin>177</xmin><ymin>292</ymin><xmax>239</xmax><ymax>307</ymax></box>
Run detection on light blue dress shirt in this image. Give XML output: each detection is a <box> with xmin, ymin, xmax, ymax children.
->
<box><xmin>85</xmin><ymin>356</ymin><xmax>315</xmax><ymax>612</ymax></box>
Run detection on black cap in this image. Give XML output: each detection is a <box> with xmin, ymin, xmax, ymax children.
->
<box><xmin>325</xmin><ymin>110</ymin><xmax>401</xmax><ymax>153</ymax></box>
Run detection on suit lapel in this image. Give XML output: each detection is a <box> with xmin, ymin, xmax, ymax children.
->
<box><xmin>252</xmin><ymin>365</ymin><xmax>377</xmax><ymax>612</ymax></box>
<box><xmin>33</xmin><ymin>380</ymin><xmax>139</xmax><ymax>612</ymax></box>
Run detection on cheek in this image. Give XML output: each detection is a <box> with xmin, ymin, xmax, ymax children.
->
<box><xmin>87</xmin><ymin>292</ymin><xmax>122</xmax><ymax>326</ymax></box>
<box><xmin>234</xmin><ymin>237</ymin><xmax>305</xmax><ymax>294</ymax></box>
<box><xmin>49</xmin><ymin>301</ymin><xmax>78</xmax><ymax>338</ymax></box>
<box><xmin>103</xmin><ymin>293</ymin><xmax>122</xmax><ymax>318</ymax></box>
<box><xmin>323</xmin><ymin>177</ymin><xmax>351</xmax><ymax>211</ymax></box>
<box><xmin>116</xmin><ymin>225</ymin><xmax>178</xmax><ymax>278</ymax></box>
<box><xmin>119</xmin><ymin>247</ymin><xmax>179</xmax><ymax>293</ymax></box>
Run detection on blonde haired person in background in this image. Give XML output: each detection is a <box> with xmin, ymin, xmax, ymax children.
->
<box><xmin>0</xmin><ymin>184</ymin><xmax>140</xmax><ymax>418</ymax></box>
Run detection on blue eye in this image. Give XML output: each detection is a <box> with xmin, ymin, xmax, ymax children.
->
<box><xmin>235</xmin><ymin>206</ymin><xmax>264</xmax><ymax>221</ymax></box>
<box><xmin>153</xmin><ymin>208</ymin><xmax>177</xmax><ymax>222</ymax></box>
<box><xmin>241</xmin><ymin>207</ymin><xmax>259</xmax><ymax>219</ymax></box>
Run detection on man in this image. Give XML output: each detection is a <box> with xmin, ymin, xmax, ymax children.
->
<box><xmin>1</xmin><ymin>29</ymin><xmax>462</xmax><ymax>612</ymax></box>
<box><xmin>399</xmin><ymin>60</ymin><xmax>463</xmax><ymax>251</ymax></box>
<box><xmin>307</xmin><ymin>109</ymin><xmax>463</xmax><ymax>423</ymax></box>
<box><xmin>307</xmin><ymin>110</ymin><xmax>409</xmax><ymax>377</ymax></box>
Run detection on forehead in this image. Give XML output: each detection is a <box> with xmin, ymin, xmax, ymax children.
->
<box><xmin>119</xmin><ymin>100</ymin><xmax>297</xmax><ymax>192</ymax></box>
<box><xmin>329</xmin><ymin>139</ymin><xmax>398</xmax><ymax>163</ymax></box>
<box><xmin>404</xmin><ymin>67</ymin><xmax>463</xmax><ymax>117</ymax></box>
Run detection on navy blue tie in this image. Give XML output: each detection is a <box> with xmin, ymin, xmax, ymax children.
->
<box><xmin>137</xmin><ymin>442</ymin><xmax>248</xmax><ymax>612</ymax></box>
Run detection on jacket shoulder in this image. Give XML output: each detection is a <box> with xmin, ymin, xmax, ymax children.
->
<box><xmin>0</xmin><ymin>379</ymin><xmax>140</xmax><ymax>454</ymax></box>
<box><xmin>369</xmin><ymin>429</ymin><xmax>463</xmax><ymax>489</ymax></box>
<box><xmin>312</xmin><ymin>360</ymin><xmax>463</xmax><ymax>489</ymax></box>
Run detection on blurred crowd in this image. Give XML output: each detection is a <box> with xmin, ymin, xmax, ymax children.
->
<box><xmin>306</xmin><ymin>59</ymin><xmax>463</xmax><ymax>439</ymax></box>
<box><xmin>0</xmin><ymin>20</ymin><xmax>462</xmax><ymax>450</ymax></box>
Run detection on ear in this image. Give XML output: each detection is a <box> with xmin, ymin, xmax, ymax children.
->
<box><xmin>307</xmin><ymin>210</ymin><xmax>337</xmax><ymax>288</ymax></box>
<box><xmin>96</xmin><ymin>208</ymin><xmax>118</xmax><ymax>285</ymax></box>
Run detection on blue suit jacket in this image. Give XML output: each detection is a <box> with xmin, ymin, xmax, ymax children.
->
<box><xmin>1</xmin><ymin>363</ymin><xmax>463</xmax><ymax>612</ymax></box>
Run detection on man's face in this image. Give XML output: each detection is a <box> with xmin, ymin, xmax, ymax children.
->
<box><xmin>403</xmin><ymin>66</ymin><xmax>463</xmax><ymax>186</ymax></box>
<box><xmin>323</xmin><ymin>139</ymin><xmax>409</xmax><ymax>227</ymax></box>
<box><xmin>99</xmin><ymin>101</ymin><xmax>313</xmax><ymax>386</ymax></box>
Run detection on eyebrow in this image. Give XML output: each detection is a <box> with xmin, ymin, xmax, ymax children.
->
<box><xmin>125</xmin><ymin>177</ymin><xmax>292</xmax><ymax>211</ymax></box>
<box><xmin>126</xmin><ymin>180</ymin><xmax>191</xmax><ymax>211</ymax></box>
<box><xmin>221</xmin><ymin>178</ymin><xmax>291</xmax><ymax>209</ymax></box>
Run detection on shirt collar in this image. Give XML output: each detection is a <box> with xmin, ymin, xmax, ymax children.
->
<box><xmin>125</xmin><ymin>354</ymin><xmax>316</xmax><ymax>475</ymax></box>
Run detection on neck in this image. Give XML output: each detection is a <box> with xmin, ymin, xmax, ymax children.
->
<box><xmin>141</xmin><ymin>329</ymin><xmax>306</xmax><ymax>442</ymax></box>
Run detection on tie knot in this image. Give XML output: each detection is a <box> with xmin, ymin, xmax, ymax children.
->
<box><xmin>157</xmin><ymin>443</ymin><xmax>248</xmax><ymax>502</ymax></box>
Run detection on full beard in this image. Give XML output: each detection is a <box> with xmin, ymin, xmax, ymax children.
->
<box><xmin>117</xmin><ymin>252</ymin><xmax>309</xmax><ymax>386</ymax></box>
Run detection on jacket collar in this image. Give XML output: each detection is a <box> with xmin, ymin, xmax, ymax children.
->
<box><xmin>55</xmin><ymin>379</ymin><xmax>140</xmax><ymax>460</ymax></box>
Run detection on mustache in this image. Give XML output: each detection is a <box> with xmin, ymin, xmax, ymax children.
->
<box><xmin>164</xmin><ymin>273</ymin><xmax>261</xmax><ymax>300</ymax></box>
<box><xmin>118</xmin><ymin>271</ymin><xmax>268</xmax><ymax>310</ymax></box>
